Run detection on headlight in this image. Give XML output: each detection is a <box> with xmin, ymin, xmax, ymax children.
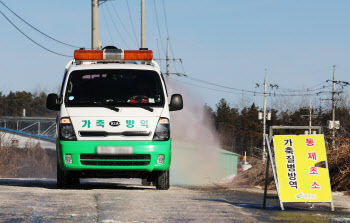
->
<box><xmin>152</xmin><ymin>118</ymin><xmax>170</xmax><ymax>141</ymax></box>
<box><xmin>59</xmin><ymin>117</ymin><xmax>77</xmax><ymax>141</ymax></box>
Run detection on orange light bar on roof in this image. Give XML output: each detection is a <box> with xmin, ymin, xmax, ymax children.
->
<box><xmin>124</xmin><ymin>50</ymin><xmax>153</xmax><ymax>61</ymax></box>
<box><xmin>74</xmin><ymin>49</ymin><xmax>153</xmax><ymax>61</ymax></box>
<box><xmin>74</xmin><ymin>50</ymin><xmax>103</xmax><ymax>60</ymax></box>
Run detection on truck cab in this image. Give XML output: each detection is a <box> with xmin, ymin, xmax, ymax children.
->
<box><xmin>47</xmin><ymin>48</ymin><xmax>183</xmax><ymax>190</ymax></box>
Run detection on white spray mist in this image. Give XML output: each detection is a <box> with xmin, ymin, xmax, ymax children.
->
<box><xmin>167</xmin><ymin>79</ymin><xmax>222</xmax><ymax>185</ymax></box>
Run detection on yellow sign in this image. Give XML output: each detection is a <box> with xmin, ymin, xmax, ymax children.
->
<box><xmin>273</xmin><ymin>135</ymin><xmax>332</xmax><ymax>202</ymax></box>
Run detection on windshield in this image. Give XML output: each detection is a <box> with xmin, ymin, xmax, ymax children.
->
<box><xmin>64</xmin><ymin>69</ymin><xmax>165</xmax><ymax>107</ymax></box>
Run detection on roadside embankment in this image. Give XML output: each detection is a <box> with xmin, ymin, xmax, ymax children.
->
<box><xmin>0</xmin><ymin>145</ymin><xmax>56</xmax><ymax>178</ymax></box>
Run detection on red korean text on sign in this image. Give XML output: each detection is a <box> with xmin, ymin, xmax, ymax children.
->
<box><xmin>310</xmin><ymin>181</ymin><xmax>321</xmax><ymax>189</ymax></box>
<box><xmin>309</xmin><ymin>166</ymin><xmax>319</xmax><ymax>175</ymax></box>
<box><xmin>305</xmin><ymin>138</ymin><xmax>316</xmax><ymax>147</ymax></box>
<box><xmin>307</xmin><ymin>152</ymin><xmax>317</xmax><ymax>161</ymax></box>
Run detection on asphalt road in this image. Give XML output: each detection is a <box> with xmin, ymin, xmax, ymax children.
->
<box><xmin>0</xmin><ymin>178</ymin><xmax>349</xmax><ymax>223</ymax></box>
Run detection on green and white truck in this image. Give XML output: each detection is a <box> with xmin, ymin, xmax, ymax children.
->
<box><xmin>46</xmin><ymin>48</ymin><xmax>183</xmax><ymax>190</ymax></box>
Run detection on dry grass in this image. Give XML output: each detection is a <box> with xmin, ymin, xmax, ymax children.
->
<box><xmin>327</xmin><ymin>136</ymin><xmax>350</xmax><ymax>192</ymax></box>
<box><xmin>0</xmin><ymin>145</ymin><xmax>56</xmax><ymax>178</ymax></box>
<box><xmin>225</xmin><ymin>158</ymin><xmax>276</xmax><ymax>189</ymax></box>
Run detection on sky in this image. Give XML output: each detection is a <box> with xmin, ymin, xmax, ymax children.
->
<box><xmin>1</xmin><ymin>0</ymin><xmax>350</xmax><ymax>109</ymax></box>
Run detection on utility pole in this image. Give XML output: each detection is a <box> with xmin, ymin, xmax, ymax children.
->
<box><xmin>318</xmin><ymin>65</ymin><xmax>350</xmax><ymax>145</ymax></box>
<box><xmin>154</xmin><ymin>41</ymin><xmax>183</xmax><ymax>82</ymax></box>
<box><xmin>332</xmin><ymin>65</ymin><xmax>336</xmax><ymax>139</ymax></box>
<box><xmin>141</xmin><ymin>0</ymin><xmax>145</xmax><ymax>48</ymax></box>
<box><xmin>92</xmin><ymin>0</ymin><xmax>100</xmax><ymax>50</ymax></box>
<box><xmin>262</xmin><ymin>69</ymin><xmax>267</xmax><ymax>163</ymax></box>
<box><xmin>256</xmin><ymin>69</ymin><xmax>278</xmax><ymax>163</ymax></box>
<box><xmin>309</xmin><ymin>99</ymin><xmax>312</xmax><ymax>133</ymax></box>
<box><xmin>301</xmin><ymin>99</ymin><xmax>317</xmax><ymax>134</ymax></box>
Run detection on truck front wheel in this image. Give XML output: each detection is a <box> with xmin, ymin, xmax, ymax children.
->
<box><xmin>57</xmin><ymin>163</ymin><xmax>80</xmax><ymax>189</ymax></box>
<box><xmin>154</xmin><ymin>170</ymin><xmax>170</xmax><ymax>190</ymax></box>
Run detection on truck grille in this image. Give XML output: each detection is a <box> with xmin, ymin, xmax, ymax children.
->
<box><xmin>80</xmin><ymin>154</ymin><xmax>150</xmax><ymax>166</ymax></box>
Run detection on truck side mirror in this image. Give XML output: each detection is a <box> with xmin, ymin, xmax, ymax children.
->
<box><xmin>169</xmin><ymin>94</ymin><xmax>183</xmax><ymax>111</ymax></box>
<box><xmin>46</xmin><ymin>93</ymin><xmax>60</xmax><ymax>111</ymax></box>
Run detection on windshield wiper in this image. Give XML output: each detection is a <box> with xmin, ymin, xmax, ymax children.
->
<box><xmin>125</xmin><ymin>102</ymin><xmax>154</xmax><ymax>112</ymax></box>
<box><xmin>94</xmin><ymin>102</ymin><xmax>120</xmax><ymax>112</ymax></box>
<box><xmin>68</xmin><ymin>101</ymin><xmax>119</xmax><ymax>112</ymax></box>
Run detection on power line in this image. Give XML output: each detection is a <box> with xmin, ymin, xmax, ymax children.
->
<box><xmin>173</xmin><ymin>71</ymin><xmax>325</xmax><ymax>98</ymax></box>
<box><xmin>273</xmin><ymin>92</ymin><xmax>319</xmax><ymax>97</ymax></box>
<box><xmin>185</xmin><ymin>76</ymin><xmax>265</xmax><ymax>95</ymax></box>
<box><xmin>162</xmin><ymin>1</ymin><xmax>178</xmax><ymax>70</ymax></box>
<box><xmin>125</xmin><ymin>0</ymin><xmax>139</xmax><ymax>48</ymax></box>
<box><xmin>277</xmin><ymin>81</ymin><xmax>329</xmax><ymax>93</ymax></box>
<box><xmin>101</xmin><ymin>4</ymin><xmax>115</xmax><ymax>46</ymax></box>
<box><xmin>179</xmin><ymin>59</ymin><xmax>187</xmax><ymax>75</ymax></box>
<box><xmin>304</xmin><ymin>81</ymin><xmax>329</xmax><ymax>90</ymax></box>
<box><xmin>161</xmin><ymin>1</ymin><xmax>173</xmax><ymax>57</ymax></box>
<box><xmin>162</xmin><ymin>0</ymin><xmax>170</xmax><ymax>39</ymax></box>
<box><xmin>0</xmin><ymin>0</ymin><xmax>82</xmax><ymax>49</ymax></box>
<box><xmin>180</xmin><ymin>74</ymin><xmax>324</xmax><ymax>97</ymax></box>
<box><xmin>153</xmin><ymin>0</ymin><xmax>166</xmax><ymax>56</ymax></box>
<box><xmin>277</xmin><ymin>85</ymin><xmax>328</xmax><ymax>93</ymax></box>
<box><xmin>161</xmin><ymin>0</ymin><xmax>179</xmax><ymax>73</ymax></box>
<box><xmin>0</xmin><ymin>8</ymin><xmax>71</xmax><ymax>57</ymax></box>
<box><xmin>104</xmin><ymin>3</ymin><xmax>130</xmax><ymax>49</ymax></box>
<box><xmin>156</xmin><ymin>38</ymin><xmax>162</xmax><ymax>68</ymax></box>
<box><xmin>171</xmin><ymin>77</ymin><xmax>259</xmax><ymax>96</ymax></box>
<box><xmin>109</xmin><ymin>1</ymin><xmax>139</xmax><ymax>48</ymax></box>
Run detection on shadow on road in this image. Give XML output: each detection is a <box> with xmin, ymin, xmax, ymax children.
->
<box><xmin>194</xmin><ymin>198</ymin><xmax>281</xmax><ymax>210</ymax></box>
<box><xmin>194</xmin><ymin>198</ymin><xmax>348</xmax><ymax>213</ymax></box>
<box><xmin>0</xmin><ymin>178</ymin><xmax>152</xmax><ymax>190</ymax></box>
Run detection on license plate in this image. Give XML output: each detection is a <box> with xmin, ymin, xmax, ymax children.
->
<box><xmin>96</xmin><ymin>146</ymin><xmax>133</xmax><ymax>155</ymax></box>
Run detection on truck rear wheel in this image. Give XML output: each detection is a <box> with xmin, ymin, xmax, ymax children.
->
<box><xmin>155</xmin><ymin>170</ymin><xmax>170</xmax><ymax>190</ymax></box>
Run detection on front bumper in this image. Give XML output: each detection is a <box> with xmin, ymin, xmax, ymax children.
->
<box><xmin>57</xmin><ymin>140</ymin><xmax>171</xmax><ymax>172</ymax></box>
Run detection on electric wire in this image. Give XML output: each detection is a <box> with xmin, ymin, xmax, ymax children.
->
<box><xmin>156</xmin><ymin>39</ymin><xmax>162</xmax><ymax>68</ymax></box>
<box><xmin>101</xmin><ymin>4</ymin><xmax>115</xmax><ymax>46</ymax></box>
<box><xmin>171</xmin><ymin>77</ymin><xmax>259</xmax><ymax>96</ymax></box>
<box><xmin>161</xmin><ymin>0</ymin><xmax>179</xmax><ymax>73</ymax></box>
<box><xmin>104</xmin><ymin>3</ymin><xmax>130</xmax><ymax>49</ymax></box>
<box><xmin>109</xmin><ymin>1</ymin><xmax>139</xmax><ymax>48</ymax></box>
<box><xmin>184</xmin><ymin>76</ymin><xmax>265</xmax><ymax>95</ymax></box>
<box><xmin>0</xmin><ymin>0</ymin><xmax>83</xmax><ymax>49</ymax></box>
<box><xmin>304</xmin><ymin>81</ymin><xmax>329</xmax><ymax>90</ymax></box>
<box><xmin>180</xmin><ymin>59</ymin><xmax>187</xmax><ymax>75</ymax></box>
<box><xmin>273</xmin><ymin>93</ymin><xmax>319</xmax><ymax>97</ymax></box>
<box><xmin>162</xmin><ymin>0</ymin><xmax>170</xmax><ymax>40</ymax></box>
<box><xmin>277</xmin><ymin>81</ymin><xmax>329</xmax><ymax>93</ymax></box>
<box><xmin>179</xmin><ymin>74</ymin><xmax>324</xmax><ymax>97</ymax></box>
<box><xmin>0</xmin><ymin>9</ymin><xmax>71</xmax><ymax>57</ymax></box>
<box><xmin>277</xmin><ymin>86</ymin><xmax>329</xmax><ymax>93</ymax></box>
<box><xmin>126</xmin><ymin>0</ymin><xmax>140</xmax><ymax>48</ymax></box>
<box><xmin>153</xmin><ymin>0</ymin><xmax>166</xmax><ymax>56</ymax></box>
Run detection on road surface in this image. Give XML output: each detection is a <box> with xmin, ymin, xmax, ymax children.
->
<box><xmin>0</xmin><ymin>178</ymin><xmax>349</xmax><ymax>222</ymax></box>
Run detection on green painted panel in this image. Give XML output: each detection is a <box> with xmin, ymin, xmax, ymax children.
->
<box><xmin>57</xmin><ymin>140</ymin><xmax>171</xmax><ymax>171</ymax></box>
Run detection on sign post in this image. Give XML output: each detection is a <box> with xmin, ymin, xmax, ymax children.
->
<box><xmin>271</xmin><ymin>134</ymin><xmax>333</xmax><ymax>211</ymax></box>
